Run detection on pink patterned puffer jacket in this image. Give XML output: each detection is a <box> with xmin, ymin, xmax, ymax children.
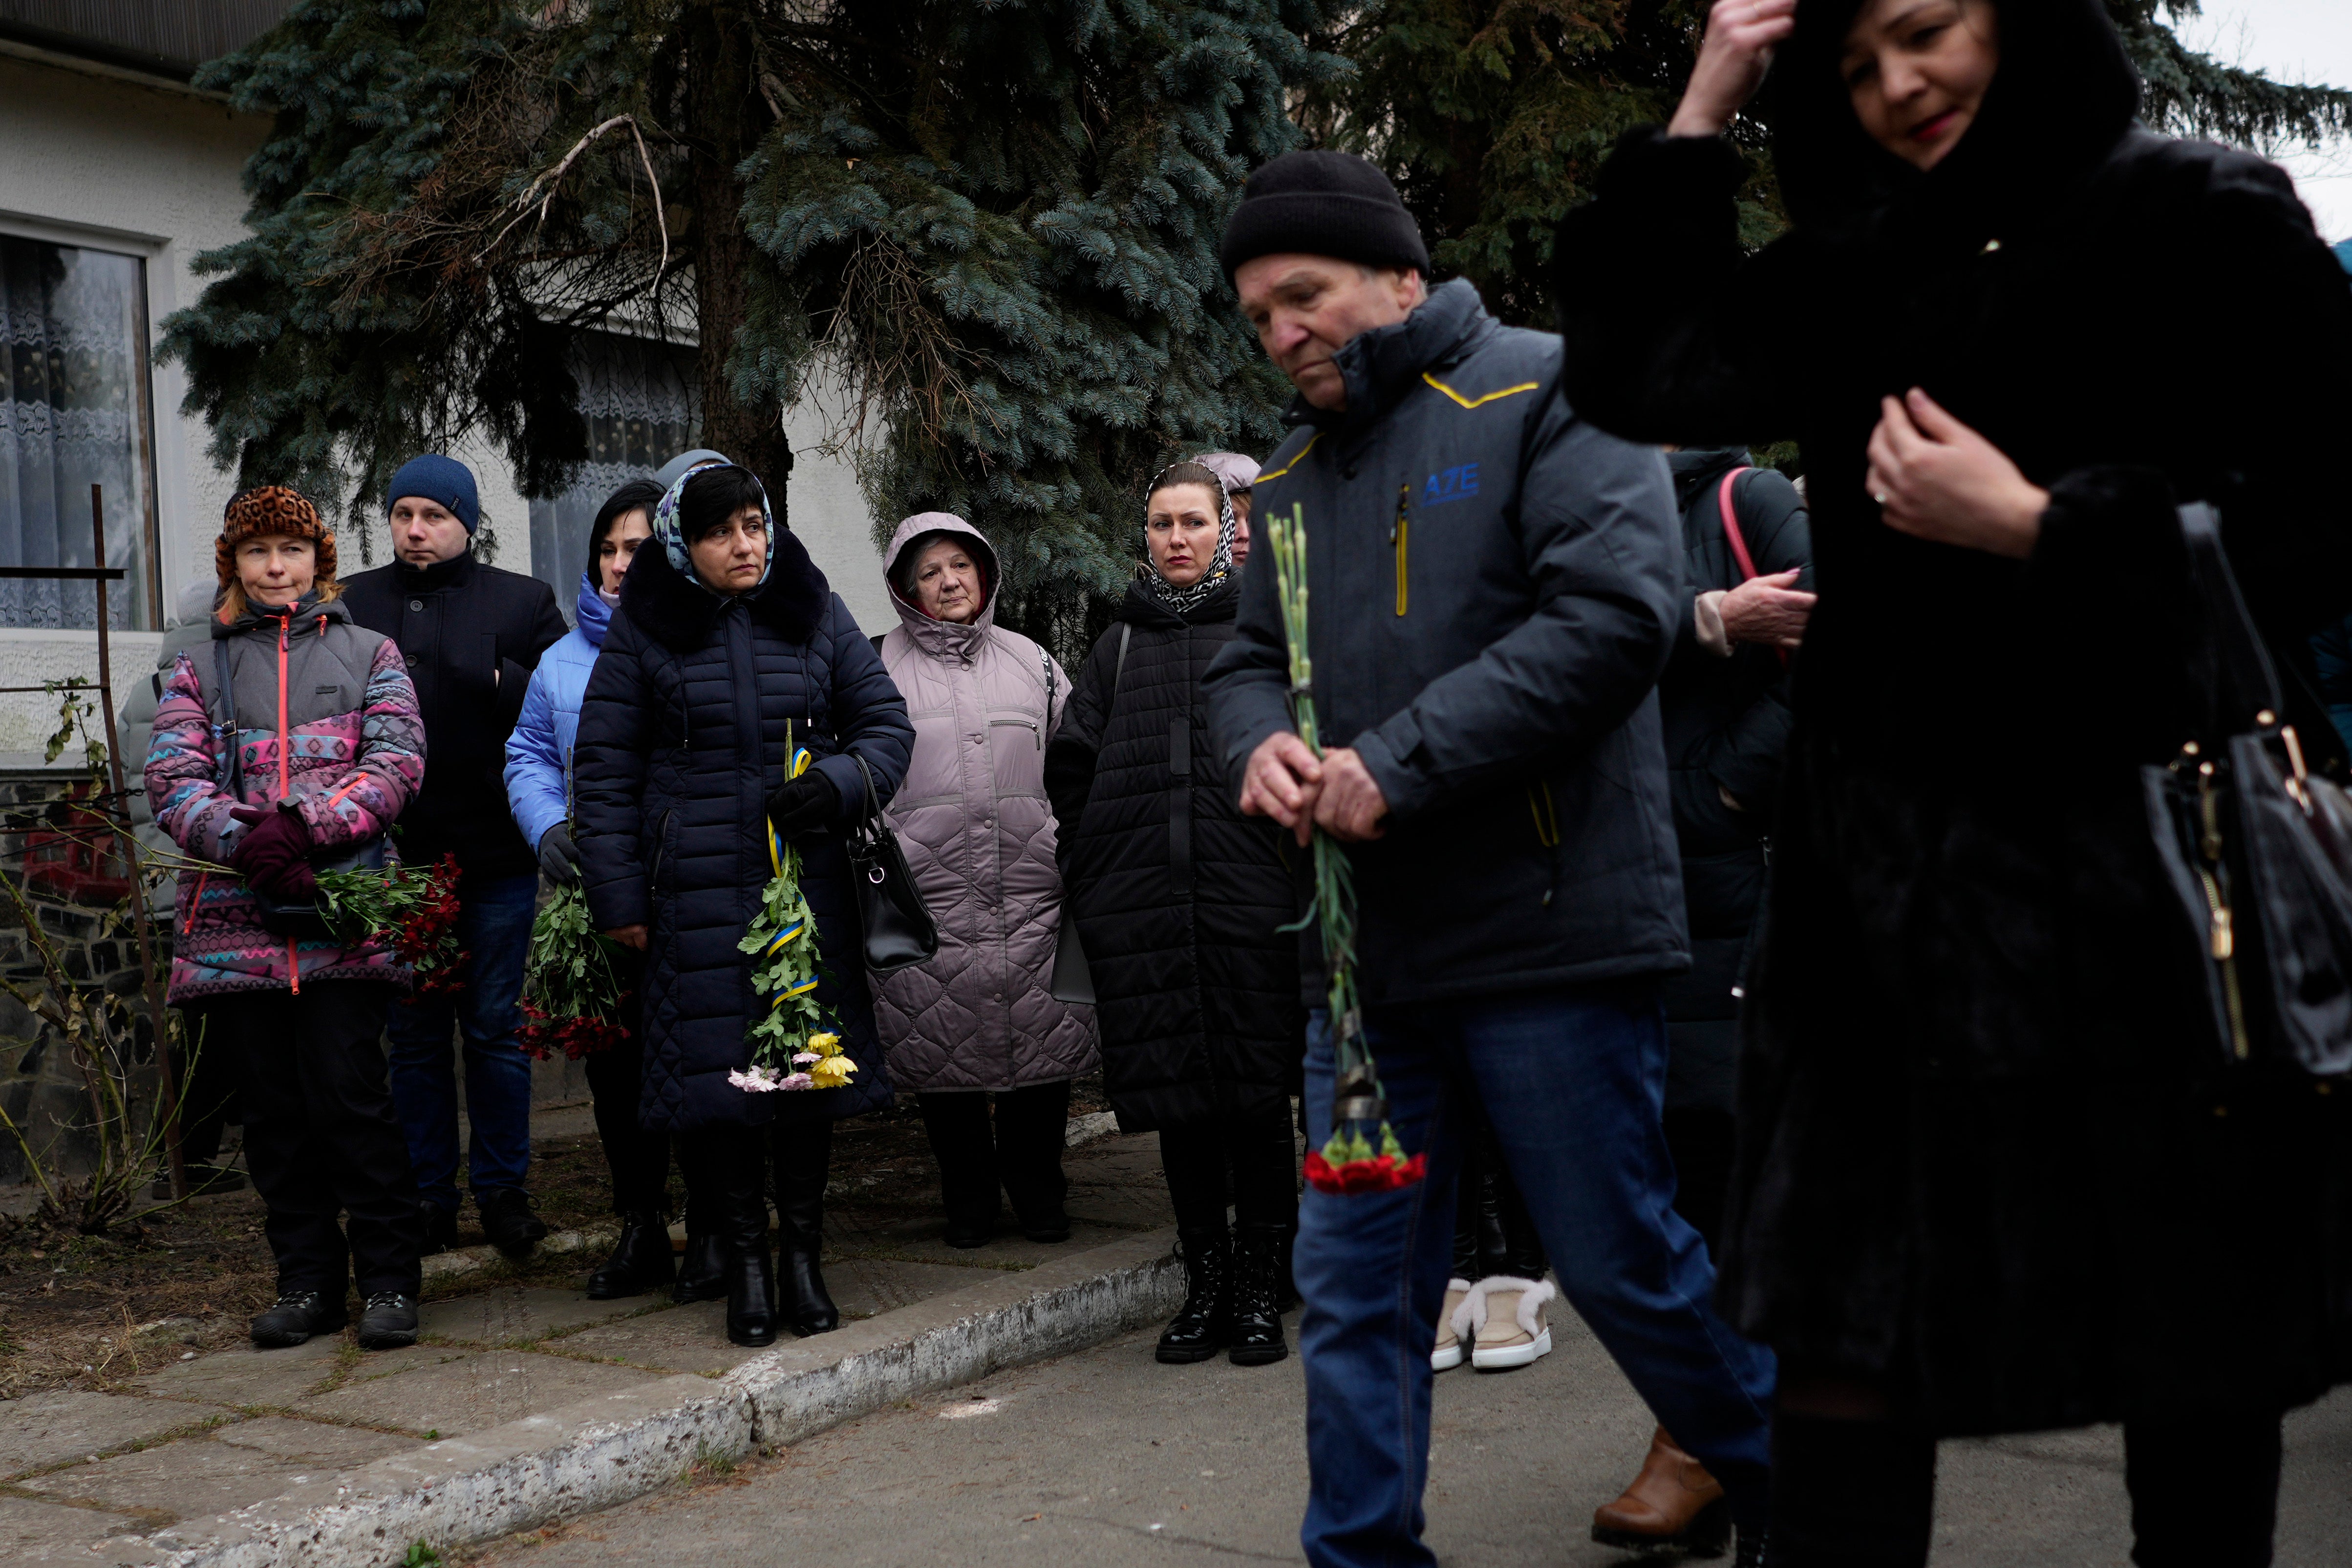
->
<box><xmin>146</xmin><ymin>593</ymin><xmax>426</xmax><ymax>1001</ymax></box>
<box><xmin>868</xmin><ymin>515</ymin><xmax>1098</xmax><ymax>1092</ymax></box>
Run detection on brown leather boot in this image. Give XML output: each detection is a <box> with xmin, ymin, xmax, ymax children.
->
<box><xmin>1591</xmin><ymin>1426</ymin><xmax>1732</xmax><ymax>1556</ymax></box>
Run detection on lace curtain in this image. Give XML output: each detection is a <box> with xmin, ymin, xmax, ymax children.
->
<box><xmin>528</xmin><ymin>334</ymin><xmax>698</xmax><ymax>618</ymax></box>
<box><xmin>0</xmin><ymin>237</ymin><xmax>153</xmax><ymax>630</ymax></box>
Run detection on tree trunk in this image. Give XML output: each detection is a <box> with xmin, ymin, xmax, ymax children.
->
<box><xmin>684</xmin><ymin>1</ymin><xmax>794</xmax><ymax>512</ymax></box>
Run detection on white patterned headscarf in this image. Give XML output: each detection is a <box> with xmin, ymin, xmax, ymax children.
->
<box><xmin>1142</xmin><ymin>460</ymin><xmax>1236</xmax><ymax>614</ymax></box>
<box><xmin>651</xmin><ymin>457</ymin><xmax>777</xmax><ymax>592</ymax></box>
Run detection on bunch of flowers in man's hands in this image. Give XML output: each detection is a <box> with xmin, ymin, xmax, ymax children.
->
<box><xmin>518</xmin><ymin>872</ymin><xmax>630</xmax><ymax>1060</ymax></box>
<box><xmin>316</xmin><ymin>852</ymin><xmax>468</xmax><ymax>997</ymax></box>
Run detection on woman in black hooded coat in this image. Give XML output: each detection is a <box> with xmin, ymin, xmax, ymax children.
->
<box><xmin>576</xmin><ymin>461</ymin><xmax>912</xmax><ymax>1349</ymax></box>
<box><xmin>1554</xmin><ymin>1</ymin><xmax>2352</xmax><ymax>1560</ymax></box>
<box><xmin>1046</xmin><ymin>462</ymin><xmax>1304</xmax><ymax>1368</ymax></box>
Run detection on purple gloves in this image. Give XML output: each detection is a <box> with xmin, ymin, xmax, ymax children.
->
<box><xmin>229</xmin><ymin>803</ymin><xmax>319</xmax><ymax>902</ymax></box>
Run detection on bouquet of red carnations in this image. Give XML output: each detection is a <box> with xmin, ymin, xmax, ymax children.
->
<box><xmin>1269</xmin><ymin>503</ymin><xmax>1427</xmax><ymax>1197</ymax></box>
<box><xmin>517</xmin><ymin>874</ymin><xmax>631</xmax><ymax>1060</ymax></box>
<box><xmin>317</xmin><ymin>852</ymin><xmax>468</xmax><ymax>999</ymax></box>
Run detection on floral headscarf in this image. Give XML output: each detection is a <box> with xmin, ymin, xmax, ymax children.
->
<box><xmin>1142</xmin><ymin>461</ymin><xmax>1236</xmax><ymax>614</ymax></box>
<box><xmin>651</xmin><ymin>457</ymin><xmax>777</xmax><ymax>593</ymax></box>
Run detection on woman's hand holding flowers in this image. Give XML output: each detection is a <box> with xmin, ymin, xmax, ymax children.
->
<box><xmin>765</xmin><ymin>770</ymin><xmax>838</xmax><ymax>838</ymax></box>
<box><xmin>229</xmin><ymin>803</ymin><xmax>316</xmax><ymax>901</ymax></box>
<box><xmin>1866</xmin><ymin>388</ymin><xmax>2049</xmax><ymax>559</ymax></box>
<box><xmin>1669</xmin><ymin>0</ymin><xmax>1799</xmax><ymax>138</ymax></box>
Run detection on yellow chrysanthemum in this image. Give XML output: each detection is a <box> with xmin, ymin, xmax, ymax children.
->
<box><xmin>810</xmin><ymin>1054</ymin><xmax>857</xmax><ymax>1089</ymax></box>
<box><xmin>806</xmin><ymin>1031</ymin><xmax>842</xmax><ymax>1056</ymax></box>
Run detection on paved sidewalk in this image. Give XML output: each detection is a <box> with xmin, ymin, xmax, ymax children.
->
<box><xmin>0</xmin><ymin>1128</ymin><xmax>1175</xmax><ymax>1567</ymax></box>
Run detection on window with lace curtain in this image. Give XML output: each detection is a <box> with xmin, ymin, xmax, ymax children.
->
<box><xmin>0</xmin><ymin>234</ymin><xmax>160</xmax><ymax>630</ymax></box>
<box><xmin>527</xmin><ymin>332</ymin><xmax>697</xmax><ymax>619</ymax></box>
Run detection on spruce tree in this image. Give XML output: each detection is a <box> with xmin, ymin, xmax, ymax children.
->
<box><xmin>1306</xmin><ymin>0</ymin><xmax>2352</xmax><ymax>328</ymax></box>
<box><xmin>160</xmin><ymin>0</ymin><xmax>1338</xmax><ymax>640</ymax></box>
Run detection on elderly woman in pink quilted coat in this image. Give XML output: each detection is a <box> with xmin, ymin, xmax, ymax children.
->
<box><xmin>870</xmin><ymin>513</ymin><xmax>1099</xmax><ymax>1247</ymax></box>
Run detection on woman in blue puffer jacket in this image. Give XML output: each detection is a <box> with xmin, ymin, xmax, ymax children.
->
<box><xmin>504</xmin><ymin>478</ymin><xmax>678</xmax><ymax>1302</ymax></box>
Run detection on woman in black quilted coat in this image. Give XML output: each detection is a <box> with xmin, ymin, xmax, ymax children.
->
<box><xmin>1554</xmin><ymin>0</ymin><xmax>2352</xmax><ymax>1560</ymax></box>
<box><xmin>1047</xmin><ymin>462</ymin><xmax>1303</xmax><ymax>1369</ymax></box>
<box><xmin>576</xmin><ymin>461</ymin><xmax>912</xmax><ymax>1350</ymax></box>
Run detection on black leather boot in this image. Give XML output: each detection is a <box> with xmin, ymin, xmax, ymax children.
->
<box><xmin>674</xmin><ymin>1234</ymin><xmax>727</xmax><ymax>1304</ymax></box>
<box><xmin>1155</xmin><ymin>1228</ymin><xmax>1233</xmax><ymax>1364</ymax></box>
<box><xmin>774</xmin><ymin>1120</ymin><xmax>840</xmax><ymax>1336</ymax></box>
<box><xmin>587</xmin><ymin>1208</ymin><xmax>675</xmax><ymax>1300</ymax></box>
<box><xmin>674</xmin><ymin>1135</ymin><xmax>727</xmax><ymax>1303</ymax></box>
<box><xmin>1227</xmin><ymin>1225</ymin><xmax>1289</xmax><ymax>1367</ymax></box>
<box><xmin>720</xmin><ymin>1136</ymin><xmax>779</xmax><ymax>1348</ymax></box>
<box><xmin>475</xmin><ymin>1186</ymin><xmax>549</xmax><ymax>1257</ymax></box>
<box><xmin>251</xmin><ymin>1289</ymin><xmax>346</xmax><ymax>1348</ymax></box>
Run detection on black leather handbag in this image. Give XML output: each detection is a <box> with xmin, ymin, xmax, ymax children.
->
<box><xmin>2143</xmin><ymin>502</ymin><xmax>2352</xmax><ymax>1077</ymax></box>
<box><xmin>844</xmin><ymin>752</ymin><xmax>938</xmax><ymax>975</ymax></box>
<box><xmin>213</xmin><ymin>637</ymin><xmax>390</xmax><ymax>938</ymax></box>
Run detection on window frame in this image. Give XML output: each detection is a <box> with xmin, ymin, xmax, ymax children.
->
<box><xmin>0</xmin><ymin>209</ymin><xmax>168</xmax><ymax>630</ymax></box>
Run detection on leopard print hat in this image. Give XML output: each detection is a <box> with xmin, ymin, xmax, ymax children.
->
<box><xmin>216</xmin><ymin>486</ymin><xmax>337</xmax><ymax>590</ymax></box>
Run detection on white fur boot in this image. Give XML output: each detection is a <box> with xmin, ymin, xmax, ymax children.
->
<box><xmin>1431</xmin><ymin>1277</ymin><xmax>1474</xmax><ymax>1371</ymax></box>
<box><xmin>1460</xmin><ymin>1274</ymin><xmax>1555</xmax><ymax>1371</ymax></box>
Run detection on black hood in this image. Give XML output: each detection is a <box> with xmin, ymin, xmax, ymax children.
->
<box><xmin>1766</xmin><ymin>0</ymin><xmax>2139</xmax><ymax>231</ymax></box>
<box><xmin>1116</xmin><ymin>570</ymin><xmax>1240</xmax><ymax>630</ymax></box>
<box><xmin>618</xmin><ymin>524</ymin><xmax>831</xmax><ymax>652</ymax></box>
<box><xmin>1666</xmin><ymin>447</ymin><xmax>1752</xmax><ymax>510</ymax></box>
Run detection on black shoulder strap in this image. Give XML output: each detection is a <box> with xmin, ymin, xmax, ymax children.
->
<box><xmin>870</xmin><ymin>632</ymin><xmax>887</xmax><ymax>656</ymax></box>
<box><xmin>213</xmin><ymin>636</ymin><xmax>243</xmax><ymax>801</ymax></box>
<box><xmin>2179</xmin><ymin>501</ymin><xmax>2283</xmax><ymax>734</ymax></box>
<box><xmin>1112</xmin><ymin>622</ymin><xmax>1133</xmax><ymax>699</ymax></box>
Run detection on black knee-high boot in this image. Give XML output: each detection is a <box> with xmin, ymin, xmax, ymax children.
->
<box><xmin>671</xmin><ymin>1134</ymin><xmax>726</xmax><ymax>1304</ymax></box>
<box><xmin>773</xmin><ymin>1118</ymin><xmax>839</xmax><ymax>1336</ymax></box>
<box><xmin>2124</xmin><ymin>1412</ymin><xmax>2283</xmax><ymax>1568</ymax></box>
<box><xmin>718</xmin><ymin>1130</ymin><xmax>778</xmax><ymax>1348</ymax></box>
<box><xmin>1765</xmin><ymin>1413</ymin><xmax>1936</xmax><ymax>1568</ymax></box>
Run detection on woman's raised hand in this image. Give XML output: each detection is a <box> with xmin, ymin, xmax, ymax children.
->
<box><xmin>1865</xmin><ymin>388</ymin><xmax>2049</xmax><ymax>559</ymax></box>
<box><xmin>1669</xmin><ymin>0</ymin><xmax>1800</xmax><ymax>139</ymax></box>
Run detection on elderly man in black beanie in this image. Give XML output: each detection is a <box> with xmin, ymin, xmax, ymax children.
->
<box><xmin>1202</xmin><ymin>150</ymin><xmax>1777</xmax><ymax>1568</ymax></box>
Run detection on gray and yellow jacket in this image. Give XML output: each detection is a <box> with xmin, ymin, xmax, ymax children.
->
<box><xmin>1202</xmin><ymin>279</ymin><xmax>1689</xmax><ymax>1007</ymax></box>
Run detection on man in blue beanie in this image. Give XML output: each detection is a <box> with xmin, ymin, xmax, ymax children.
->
<box><xmin>343</xmin><ymin>455</ymin><xmax>567</xmax><ymax>1258</ymax></box>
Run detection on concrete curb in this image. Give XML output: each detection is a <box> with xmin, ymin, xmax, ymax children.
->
<box><xmin>123</xmin><ymin>1227</ymin><xmax>1183</xmax><ymax>1568</ymax></box>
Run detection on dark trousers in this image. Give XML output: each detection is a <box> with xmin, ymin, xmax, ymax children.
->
<box><xmin>1159</xmin><ymin>1093</ymin><xmax>1298</xmax><ymax>1238</ymax></box>
<box><xmin>385</xmin><ymin>871</ymin><xmax>537</xmax><ymax>1210</ymax></box>
<box><xmin>919</xmin><ymin>1081</ymin><xmax>1072</xmax><ymax>1227</ymax></box>
<box><xmin>172</xmin><ymin>1002</ymin><xmax>241</xmax><ymax>1165</ymax></box>
<box><xmin>582</xmin><ymin>972</ymin><xmax>668</xmax><ymax>1214</ymax></box>
<box><xmin>221</xmin><ymin>982</ymin><xmax>423</xmax><ymax>1300</ymax></box>
<box><xmin>1450</xmin><ymin>1103</ymin><xmax>1549</xmax><ymax>1281</ymax></box>
<box><xmin>686</xmin><ymin>1117</ymin><xmax>834</xmax><ymax>1237</ymax></box>
<box><xmin>1769</xmin><ymin>1409</ymin><xmax>2284</xmax><ymax>1567</ymax></box>
<box><xmin>1663</xmin><ymin>1106</ymin><xmax>1736</xmax><ymax>1258</ymax></box>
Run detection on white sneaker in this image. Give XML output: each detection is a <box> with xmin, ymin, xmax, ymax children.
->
<box><xmin>1431</xmin><ymin>1277</ymin><xmax>1474</xmax><ymax>1371</ymax></box>
<box><xmin>1464</xmin><ymin>1275</ymin><xmax>1555</xmax><ymax>1371</ymax></box>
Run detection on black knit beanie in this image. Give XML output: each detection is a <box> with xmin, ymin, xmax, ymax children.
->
<box><xmin>1220</xmin><ymin>150</ymin><xmax>1431</xmax><ymax>284</ymax></box>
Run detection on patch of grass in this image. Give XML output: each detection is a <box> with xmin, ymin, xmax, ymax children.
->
<box><xmin>687</xmin><ymin>1439</ymin><xmax>738</xmax><ymax>1481</ymax></box>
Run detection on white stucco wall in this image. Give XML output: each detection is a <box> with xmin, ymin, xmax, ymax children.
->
<box><xmin>0</xmin><ymin>50</ymin><xmax>891</xmax><ymax>765</ymax></box>
<box><xmin>0</xmin><ymin>52</ymin><xmax>265</xmax><ymax>760</ymax></box>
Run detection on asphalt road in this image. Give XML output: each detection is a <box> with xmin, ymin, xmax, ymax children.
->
<box><xmin>467</xmin><ymin>1308</ymin><xmax>2352</xmax><ymax>1567</ymax></box>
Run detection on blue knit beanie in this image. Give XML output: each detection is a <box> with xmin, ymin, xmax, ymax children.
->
<box><xmin>386</xmin><ymin>454</ymin><xmax>481</xmax><ymax>533</ymax></box>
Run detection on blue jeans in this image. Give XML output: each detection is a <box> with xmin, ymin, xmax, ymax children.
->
<box><xmin>1296</xmin><ymin>982</ymin><xmax>1776</xmax><ymax>1568</ymax></box>
<box><xmin>386</xmin><ymin>872</ymin><xmax>538</xmax><ymax>1211</ymax></box>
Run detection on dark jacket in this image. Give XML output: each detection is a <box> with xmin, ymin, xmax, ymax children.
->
<box><xmin>1203</xmin><ymin>278</ymin><xmax>1689</xmax><ymax>1009</ymax></box>
<box><xmin>1046</xmin><ymin>576</ymin><xmax>1301</xmax><ymax>1131</ymax></box>
<box><xmin>573</xmin><ymin>534</ymin><xmax>912</xmax><ymax>1133</ymax></box>
<box><xmin>1657</xmin><ymin>450</ymin><xmax>1810</xmax><ymax>1115</ymax></box>
<box><xmin>1554</xmin><ymin>0</ymin><xmax>2352</xmax><ymax>1432</ymax></box>
<box><xmin>343</xmin><ymin>550</ymin><xmax>566</xmax><ymax>879</ymax></box>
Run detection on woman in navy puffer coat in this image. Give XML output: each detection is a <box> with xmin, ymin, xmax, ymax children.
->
<box><xmin>575</xmin><ymin>461</ymin><xmax>912</xmax><ymax>1348</ymax></box>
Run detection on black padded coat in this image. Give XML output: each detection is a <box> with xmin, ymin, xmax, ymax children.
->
<box><xmin>574</xmin><ymin>536</ymin><xmax>913</xmax><ymax>1133</ymax></box>
<box><xmin>1657</xmin><ymin>449</ymin><xmax>1810</xmax><ymax>1116</ymax></box>
<box><xmin>1554</xmin><ymin>0</ymin><xmax>2352</xmax><ymax>1431</ymax></box>
<box><xmin>1045</xmin><ymin>577</ymin><xmax>1302</xmax><ymax>1132</ymax></box>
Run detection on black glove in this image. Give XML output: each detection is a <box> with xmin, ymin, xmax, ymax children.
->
<box><xmin>537</xmin><ymin>824</ymin><xmax>581</xmax><ymax>886</ymax></box>
<box><xmin>765</xmin><ymin>770</ymin><xmax>839</xmax><ymax>838</ymax></box>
